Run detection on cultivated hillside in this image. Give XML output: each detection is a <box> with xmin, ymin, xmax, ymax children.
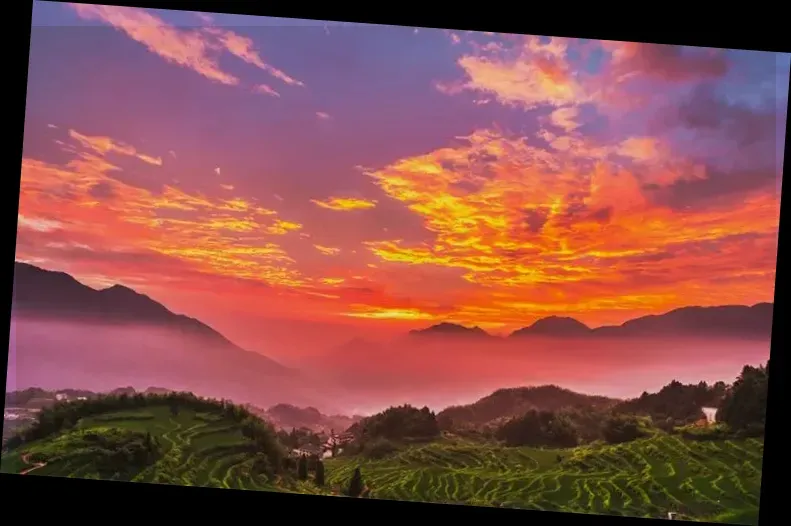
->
<box><xmin>436</xmin><ymin>385</ymin><xmax>620</xmax><ymax>429</ymax></box>
<box><xmin>0</xmin><ymin>392</ymin><xmax>326</xmax><ymax>495</ymax></box>
<box><xmin>325</xmin><ymin>434</ymin><xmax>762</xmax><ymax>523</ymax></box>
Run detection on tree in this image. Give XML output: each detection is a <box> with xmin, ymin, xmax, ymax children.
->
<box><xmin>718</xmin><ymin>364</ymin><xmax>768</xmax><ymax>433</ymax></box>
<box><xmin>314</xmin><ymin>460</ymin><xmax>325</xmax><ymax>486</ymax></box>
<box><xmin>169</xmin><ymin>403</ymin><xmax>180</xmax><ymax>417</ymax></box>
<box><xmin>359</xmin><ymin>405</ymin><xmax>441</xmax><ymax>443</ymax></box>
<box><xmin>297</xmin><ymin>454</ymin><xmax>308</xmax><ymax>480</ymax></box>
<box><xmin>602</xmin><ymin>414</ymin><xmax>644</xmax><ymax>444</ymax></box>
<box><xmin>347</xmin><ymin>467</ymin><xmax>363</xmax><ymax>497</ymax></box>
<box><xmin>495</xmin><ymin>410</ymin><xmax>579</xmax><ymax>448</ymax></box>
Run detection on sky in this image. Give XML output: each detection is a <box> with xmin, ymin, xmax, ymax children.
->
<box><xmin>17</xmin><ymin>2</ymin><xmax>790</xmax><ymax>355</ymax></box>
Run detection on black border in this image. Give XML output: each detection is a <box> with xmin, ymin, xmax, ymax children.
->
<box><xmin>4</xmin><ymin>2</ymin><xmax>787</xmax><ymax>524</ymax></box>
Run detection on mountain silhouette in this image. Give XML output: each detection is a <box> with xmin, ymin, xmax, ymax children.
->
<box><xmin>590</xmin><ymin>304</ymin><xmax>773</xmax><ymax>338</ymax></box>
<box><xmin>8</xmin><ymin>262</ymin><xmax>345</xmax><ymax>410</ymax></box>
<box><xmin>510</xmin><ymin>316</ymin><xmax>592</xmax><ymax>338</ymax></box>
<box><xmin>508</xmin><ymin>304</ymin><xmax>773</xmax><ymax>339</ymax></box>
<box><xmin>410</xmin><ymin>322</ymin><xmax>494</xmax><ymax>338</ymax></box>
<box><xmin>12</xmin><ymin>262</ymin><xmax>239</xmax><ymax>347</ymax></box>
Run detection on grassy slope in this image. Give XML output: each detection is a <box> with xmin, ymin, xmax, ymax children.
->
<box><xmin>325</xmin><ymin>435</ymin><xmax>762</xmax><ymax>523</ymax></box>
<box><xmin>0</xmin><ymin>405</ymin><xmax>324</xmax><ymax>495</ymax></box>
<box><xmin>1</xmin><ymin>406</ymin><xmax>762</xmax><ymax>523</ymax></box>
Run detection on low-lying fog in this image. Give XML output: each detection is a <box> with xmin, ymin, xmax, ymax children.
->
<box><xmin>6</xmin><ymin>317</ymin><xmax>771</xmax><ymax>416</ymax></box>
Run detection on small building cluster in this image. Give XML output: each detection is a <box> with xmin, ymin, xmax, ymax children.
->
<box><xmin>290</xmin><ymin>431</ymin><xmax>355</xmax><ymax>459</ymax></box>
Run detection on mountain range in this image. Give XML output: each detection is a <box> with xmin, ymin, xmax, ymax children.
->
<box><xmin>7</xmin><ymin>261</ymin><xmax>774</xmax><ymax>412</ymax></box>
<box><xmin>409</xmin><ymin>304</ymin><xmax>774</xmax><ymax>340</ymax></box>
<box><xmin>8</xmin><ymin>262</ymin><xmax>328</xmax><ymax>409</ymax></box>
<box><xmin>11</xmin><ymin>262</ymin><xmax>270</xmax><ymax>355</ymax></box>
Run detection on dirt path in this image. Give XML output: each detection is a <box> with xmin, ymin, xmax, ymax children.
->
<box><xmin>20</xmin><ymin>453</ymin><xmax>47</xmax><ymax>475</ymax></box>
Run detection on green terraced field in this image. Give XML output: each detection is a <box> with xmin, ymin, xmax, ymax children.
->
<box><xmin>1</xmin><ymin>405</ymin><xmax>763</xmax><ymax>524</ymax></box>
<box><xmin>0</xmin><ymin>405</ymin><xmax>324</xmax><ymax>495</ymax></box>
<box><xmin>325</xmin><ymin>435</ymin><xmax>763</xmax><ymax>523</ymax></box>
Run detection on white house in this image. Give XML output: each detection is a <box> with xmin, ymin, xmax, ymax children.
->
<box><xmin>291</xmin><ymin>444</ymin><xmax>322</xmax><ymax>457</ymax></box>
<box><xmin>55</xmin><ymin>393</ymin><xmax>68</xmax><ymax>401</ymax></box>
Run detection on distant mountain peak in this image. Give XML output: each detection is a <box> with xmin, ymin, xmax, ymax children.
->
<box><xmin>11</xmin><ymin>261</ymin><xmax>289</xmax><ymax>372</ymax></box>
<box><xmin>505</xmin><ymin>304</ymin><xmax>773</xmax><ymax>339</ymax></box>
<box><xmin>510</xmin><ymin>316</ymin><xmax>590</xmax><ymax>338</ymax></box>
<box><xmin>101</xmin><ymin>284</ymin><xmax>139</xmax><ymax>295</ymax></box>
<box><xmin>410</xmin><ymin>322</ymin><xmax>492</xmax><ymax>337</ymax></box>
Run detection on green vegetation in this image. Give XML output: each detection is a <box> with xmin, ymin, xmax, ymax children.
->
<box><xmin>615</xmin><ymin>380</ymin><xmax>727</xmax><ymax>432</ymax></box>
<box><xmin>1</xmin><ymin>365</ymin><xmax>767</xmax><ymax>523</ymax></box>
<box><xmin>360</xmin><ymin>405</ymin><xmax>441</xmax><ymax>442</ymax></box>
<box><xmin>496</xmin><ymin>410</ymin><xmax>579</xmax><ymax>448</ymax></box>
<box><xmin>325</xmin><ymin>434</ymin><xmax>763</xmax><ymax>521</ymax></box>
<box><xmin>0</xmin><ymin>392</ymin><xmax>316</xmax><ymax>492</ymax></box>
<box><xmin>718</xmin><ymin>364</ymin><xmax>768</xmax><ymax>435</ymax></box>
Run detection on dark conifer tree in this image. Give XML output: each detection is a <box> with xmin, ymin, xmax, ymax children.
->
<box><xmin>297</xmin><ymin>454</ymin><xmax>308</xmax><ymax>480</ymax></box>
<box><xmin>315</xmin><ymin>460</ymin><xmax>325</xmax><ymax>486</ymax></box>
<box><xmin>347</xmin><ymin>466</ymin><xmax>363</xmax><ymax>497</ymax></box>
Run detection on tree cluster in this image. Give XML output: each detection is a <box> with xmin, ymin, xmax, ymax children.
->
<box><xmin>358</xmin><ymin>405</ymin><xmax>441</xmax><ymax>443</ymax></box>
<box><xmin>601</xmin><ymin>414</ymin><xmax>647</xmax><ymax>444</ymax></box>
<box><xmin>495</xmin><ymin>410</ymin><xmax>579</xmax><ymax>448</ymax></box>
<box><xmin>614</xmin><ymin>380</ymin><xmax>727</xmax><ymax>430</ymax></box>
<box><xmin>718</xmin><ymin>363</ymin><xmax>768</xmax><ymax>435</ymax></box>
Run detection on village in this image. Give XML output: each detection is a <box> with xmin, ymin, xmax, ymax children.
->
<box><xmin>290</xmin><ymin>430</ymin><xmax>356</xmax><ymax>459</ymax></box>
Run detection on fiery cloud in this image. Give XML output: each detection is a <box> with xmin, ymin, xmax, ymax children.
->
<box><xmin>20</xmin><ymin>15</ymin><xmax>786</xmax><ymax>334</ymax></box>
<box><xmin>311</xmin><ymin>197</ymin><xmax>378</xmax><ymax>211</ymax></box>
<box><xmin>315</xmin><ymin>245</ymin><xmax>341</xmax><ymax>256</ymax></box>
<box><xmin>69</xmin><ymin>130</ymin><xmax>162</xmax><ymax>166</ymax></box>
<box><xmin>17</xmin><ymin>128</ymin><xmax>308</xmax><ymax>290</ymax></box>
<box><xmin>362</xmin><ymin>123</ymin><xmax>780</xmax><ymax>327</ymax></box>
<box><xmin>344</xmin><ymin>305</ymin><xmax>437</xmax><ymax>321</ymax></box>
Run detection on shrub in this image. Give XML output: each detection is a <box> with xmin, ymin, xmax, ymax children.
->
<box><xmin>362</xmin><ymin>438</ymin><xmax>399</xmax><ymax>459</ymax></box>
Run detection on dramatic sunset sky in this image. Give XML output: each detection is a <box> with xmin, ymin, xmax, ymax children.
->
<box><xmin>18</xmin><ymin>2</ymin><xmax>788</xmax><ymax>356</ymax></box>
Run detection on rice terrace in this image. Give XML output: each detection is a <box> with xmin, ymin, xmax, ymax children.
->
<box><xmin>324</xmin><ymin>434</ymin><xmax>762</xmax><ymax>523</ymax></box>
<box><xmin>1</xmin><ymin>383</ymin><xmax>765</xmax><ymax>524</ymax></box>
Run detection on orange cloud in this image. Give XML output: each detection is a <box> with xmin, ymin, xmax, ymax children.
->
<box><xmin>361</xmin><ymin>126</ymin><xmax>779</xmax><ymax>328</ymax></box>
<box><xmin>343</xmin><ymin>305</ymin><xmax>437</xmax><ymax>321</ymax></box>
<box><xmin>438</xmin><ymin>36</ymin><xmax>589</xmax><ymax>109</ymax></box>
<box><xmin>315</xmin><ymin>245</ymin><xmax>341</xmax><ymax>256</ymax></box>
<box><xmin>266</xmin><ymin>220</ymin><xmax>303</xmax><ymax>235</ymax></box>
<box><xmin>254</xmin><ymin>84</ymin><xmax>280</xmax><ymax>97</ymax></box>
<box><xmin>311</xmin><ymin>197</ymin><xmax>378</xmax><ymax>211</ymax></box>
<box><xmin>548</xmin><ymin>106</ymin><xmax>580</xmax><ymax>133</ymax></box>
<box><xmin>68</xmin><ymin>130</ymin><xmax>162</xmax><ymax>166</ymax></box>
<box><xmin>17</xmin><ymin>128</ymin><xmax>309</xmax><ymax>291</ymax></box>
<box><xmin>68</xmin><ymin>4</ymin><xmax>302</xmax><ymax>92</ymax></box>
<box><xmin>617</xmin><ymin>137</ymin><xmax>663</xmax><ymax>161</ymax></box>
<box><xmin>202</xmin><ymin>27</ymin><xmax>304</xmax><ymax>87</ymax></box>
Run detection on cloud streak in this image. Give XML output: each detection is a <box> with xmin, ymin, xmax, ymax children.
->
<box><xmin>311</xmin><ymin>196</ymin><xmax>378</xmax><ymax>211</ymax></box>
<box><xmin>68</xmin><ymin>3</ymin><xmax>303</xmax><ymax>92</ymax></box>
